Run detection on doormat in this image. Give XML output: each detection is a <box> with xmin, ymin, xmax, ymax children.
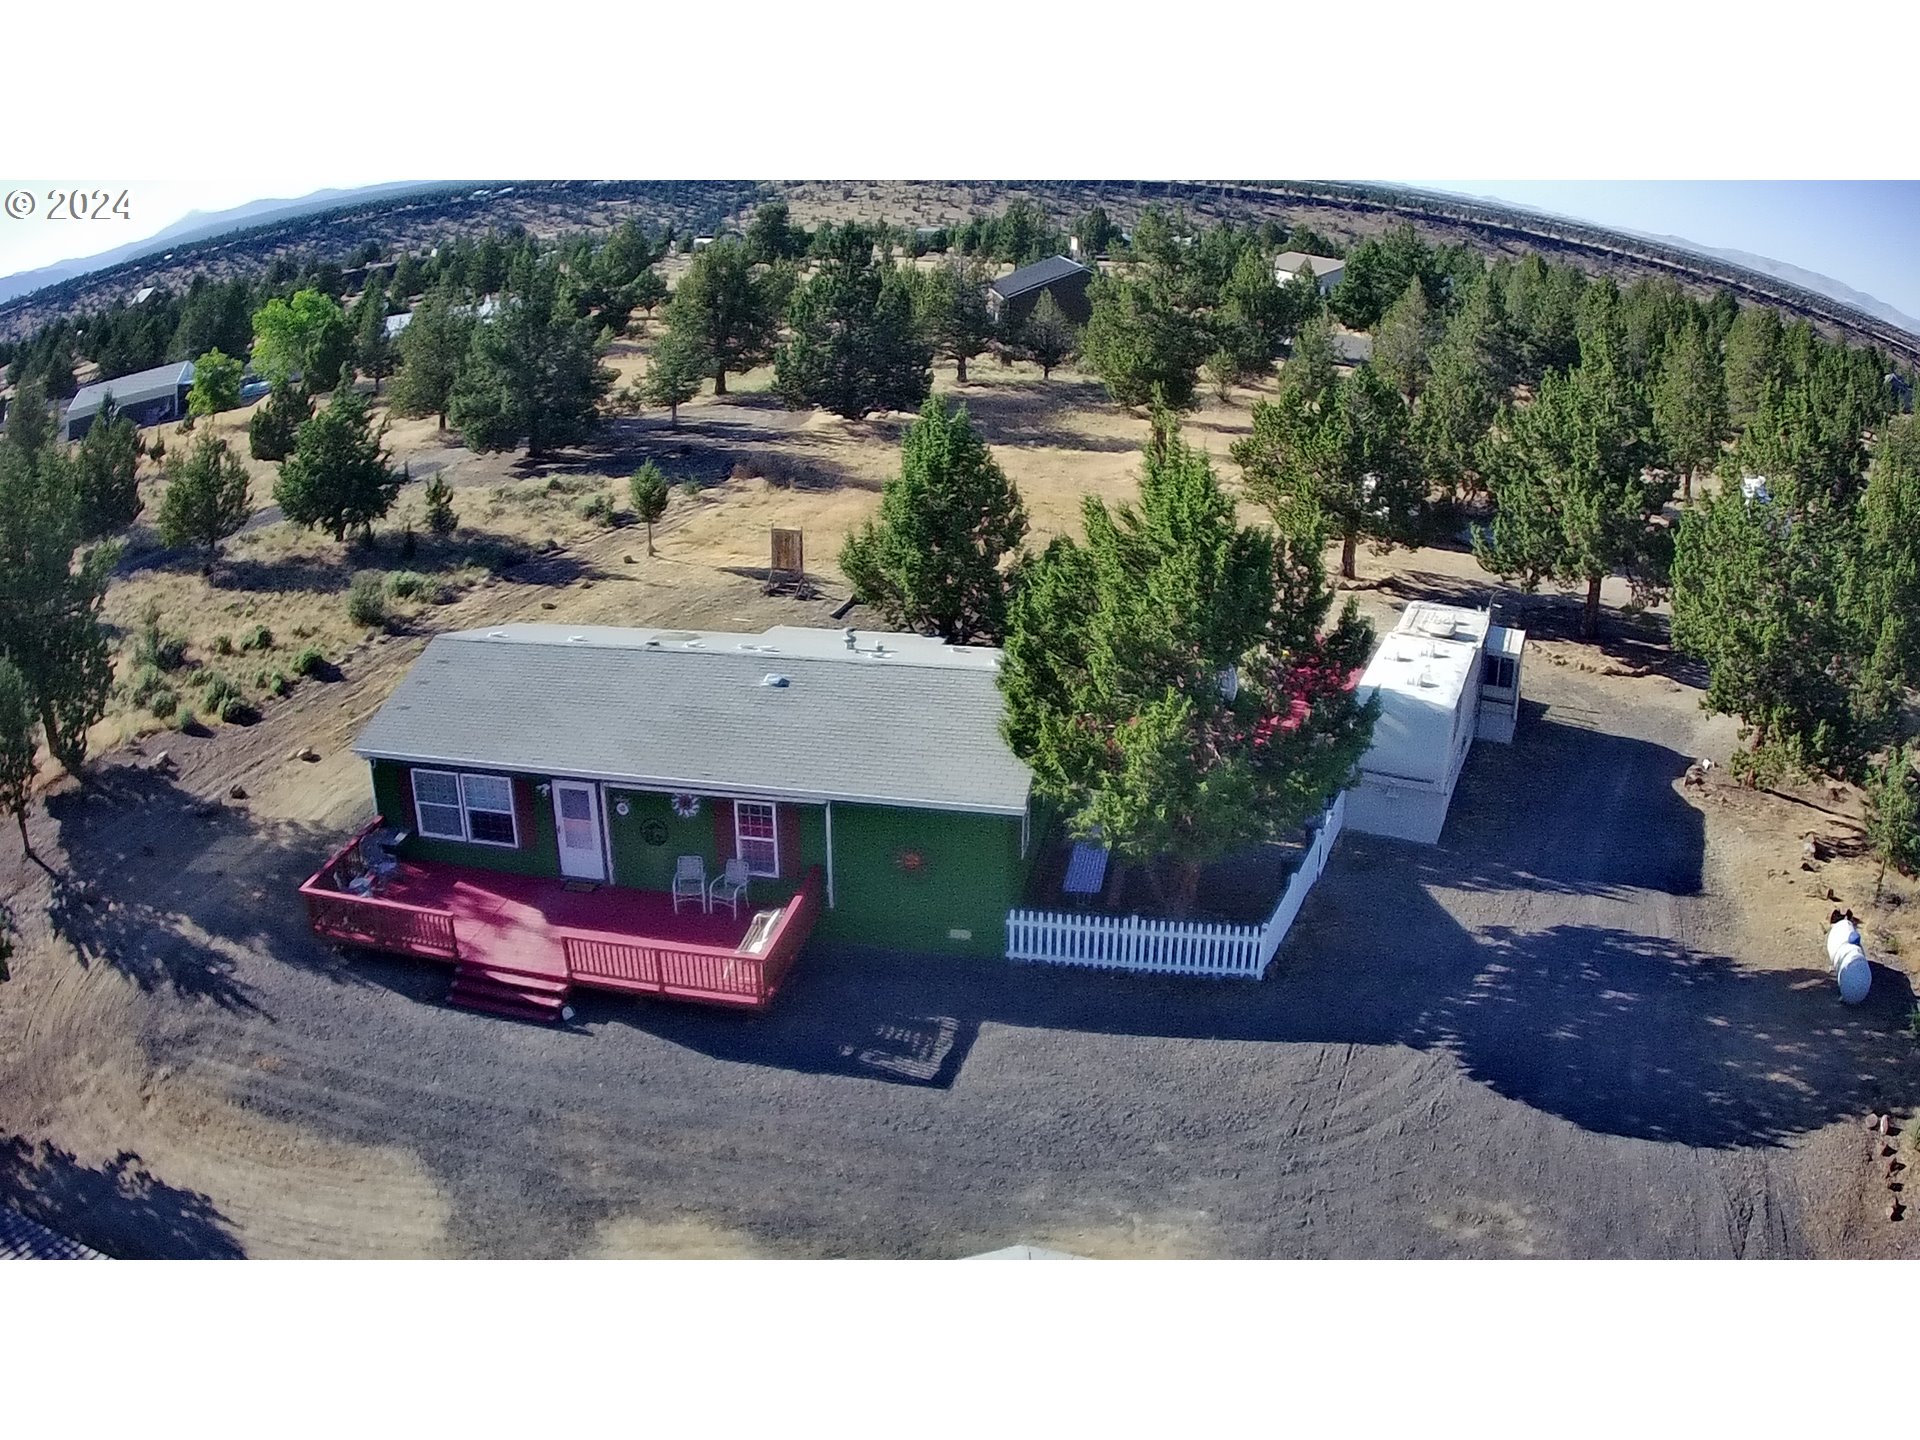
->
<box><xmin>562</xmin><ymin>880</ymin><xmax>601</xmax><ymax>893</ymax></box>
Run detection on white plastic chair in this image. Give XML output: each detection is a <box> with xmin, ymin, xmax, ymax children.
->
<box><xmin>708</xmin><ymin>857</ymin><xmax>751</xmax><ymax>918</ymax></box>
<box><xmin>672</xmin><ymin>855</ymin><xmax>708</xmax><ymax>914</ymax></box>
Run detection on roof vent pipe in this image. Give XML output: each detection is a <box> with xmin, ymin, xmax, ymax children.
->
<box><xmin>844</xmin><ymin>628</ymin><xmax>858</xmax><ymax>651</ymax></box>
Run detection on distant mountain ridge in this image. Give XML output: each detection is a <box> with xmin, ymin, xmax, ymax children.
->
<box><xmin>1408</xmin><ymin>186</ymin><xmax>1920</xmax><ymax>342</ymax></box>
<box><xmin>0</xmin><ymin>182</ymin><xmax>445</xmax><ymax>304</ymax></box>
<box><xmin>1631</xmin><ymin>233</ymin><xmax>1920</xmax><ymax>340</ymax></box>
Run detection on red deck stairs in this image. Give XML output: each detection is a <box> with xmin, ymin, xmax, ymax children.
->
<box><xmin>448</xmin><ymin>957</ymin><xmax>571</xmax><ymax>1024</ymax></box>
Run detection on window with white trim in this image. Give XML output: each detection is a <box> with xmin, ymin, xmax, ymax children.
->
<box><xmin>734</xmin><ymin>801</ymin><xmax>779</xmax><ymax>877</ymax></box>
<box><xmin>411</xmin><ymin>768</ymin><xmax>519</xmax><ymax>848</ymax></box>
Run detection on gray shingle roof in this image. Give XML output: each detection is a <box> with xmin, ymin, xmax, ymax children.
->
<box><xmin>989</xmin><ymin>255</ymin><xmax>1090</xmax><ymax>302</ymax></box>
<box><xmin>1</xmin><ymin>1208</ymin><xmax>107</xmax><ymax>1260</ymax></box>
<box><xmin>354</xmin><ymin>625</ymin><xmax>1033</xmax><ymax>816</ymax></box>
<box><xmin>65</xmin><ymin>361</ymin><xmax>194</xmax><ymax>419</ymax></box>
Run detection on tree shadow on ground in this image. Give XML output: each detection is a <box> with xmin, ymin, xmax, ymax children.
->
<box><xmin>0</xmin><ymin>1136</ymin><xmax>244</xmax><ymax>1259</ymax></box>
<box><xmin>38</xmin><ymin>763</ymin><xmax>422</xmax><ymax>1014</ymax></box>
<box><xmin>944</xmin><ymin>380</ymin><xmax>1141</xmax><ymax>453</ymax></box>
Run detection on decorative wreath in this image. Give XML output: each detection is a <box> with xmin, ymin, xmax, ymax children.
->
<box><xmin>896</xmin><ymin>849</ymin><xmax>926</xmax><ymax>873</ymax></box>
<box><xmin>670</xmin><ymin>793</ymin><xmax>702</xmax><ymax>819</ymax></box>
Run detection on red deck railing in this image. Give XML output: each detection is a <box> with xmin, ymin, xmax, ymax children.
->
<box><xmin>562</xmin><ymin>865</ymin><xmax>825</xmax><ymax>1008</ymax></box>
<box><xmin>299</xmin><ymin>818</ymin><xmax>460</xmax><ymax>960</ymax></box>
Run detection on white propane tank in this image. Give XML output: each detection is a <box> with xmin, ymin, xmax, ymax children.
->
<box><xmin>1825</xmin><ymin>917</ymin><xmax>1872</xmax><ymax>1005</ymax></box>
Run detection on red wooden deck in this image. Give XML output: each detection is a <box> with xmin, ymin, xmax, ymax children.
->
<box><xmin>301</xmin><ymin>821</ymin><xmax>823</xmax><ymax>1021</ymax></box>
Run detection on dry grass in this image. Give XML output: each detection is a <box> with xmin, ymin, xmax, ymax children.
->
<box><xmin>80</xmin><ymin>327</ymin><xmax>1284</xmax><ymax>759</ymax></box>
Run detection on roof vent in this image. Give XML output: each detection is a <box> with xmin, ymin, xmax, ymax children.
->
<box><xmin>762</xmin><ymin>673</ymin><xmax>790</xmax><ymax>688</ymax></box>
<box><xmin>486</xmin><ymin>630</ymin><xmax>509</xmax><ymax>639</ymax></box>
<box><xmin>683</xmin><ymin>640</ymin><xmax>705</xmax><ymax>649</ymax></box>
<box><xmin>567</xmin><ymin>634</ymin><xmax>587</xmax><ymax>643</ymax></box>
<box><xmin>844</xmin><ymin>628</ymin><xmax>858</xmax><ymax>651</ymax></box>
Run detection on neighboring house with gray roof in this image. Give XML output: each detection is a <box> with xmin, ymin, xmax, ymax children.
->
<box><xmin>1274</xmin><ymin>251</ymin><xmax>1346</xmax><ymax>295</ymax></box>
<box><xmin>63</xmin><ymin>360</ymin><xmax>194</xmax><ymax>441</ymax></box>
<box><xmin>348</xmin><ymin>624</ymin><xmax>1044</xmax><ymax>957</ymax></box>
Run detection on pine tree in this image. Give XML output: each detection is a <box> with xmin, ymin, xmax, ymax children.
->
<box><xmin>640</xmin><ymin>325</ymin><xmax>707</xmax><ymax>427</ymax></box>
<box><xmin>157</xmin><ymin>433</ymin><xmax>253</xmax><ymax>563</ymax></box>
<box><xmin>1217</xmin><ymin>246</ymin><xmax>1291</xmax><ymax>371</ymax></box>
<box><xmin>1019</xmin><ymin>291</ymin><xmax>1079</xmax><ymax>379</ymax></box>
<box><xmin>448</xmin><ymin>255</ymin><xmax>614</xmax><ymax>457</ymax></box>
<box><xmin>775</xmin><ymin>226</ymin><xmax>932</xmax><ymax>418</ymax></box>
<box><xmin>840</xmin><ymin>396</ymin><xmax>1028</xmax><ymax>644</ymax></box>
<box><xmin>665</xmin><ymin>239</ymin><xmax>785</xmax><ymax>396</ymax></box>
<box><xmin>72</xmin><ymin>392</ymin><xmax>142</xmax><ymax>538</ymax></box>
<box><xmin>1651</xmin><ymin>317</ymin><xmax>1727</xmax><ymax>502</ymax></box>
<box><xmin>1278</xmin><ymin>311</ymin><xmax>1337</xmax><ymax>410</ymax></box>
<box><xmin>1000</xmin><ymin>410</ymin><xmax>1375</xmax><ymax>916</ymax></box>
<box><xmin>1852</xmin><ymin>414</ymin><xmax>1920</xmax><ymax>697</ymax></box>
<box><xmin>388</xmin><ymin>288</ymin><xmax>473</xmax><ymax>430</ymax></box>
<box><xmin>273</xmin><ymin>387</ymin><xmax>400</xmax><ymax>541</ymax></box>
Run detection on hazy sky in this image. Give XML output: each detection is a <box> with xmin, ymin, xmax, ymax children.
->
<box><xmin>4</xmin><ymin>178</ymin><xmax>1918</xmax><ymax>322</ymax></box>
<box><xmin>1420</xmin><ymin>181</ymin><xmax>1920</xmax><ymax>320</ymax></box>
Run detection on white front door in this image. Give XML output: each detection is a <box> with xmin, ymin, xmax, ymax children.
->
<box><xmin>552</xmin><ymin>780</ymin><xmax>605</xmax><ymax>881</ymax></box>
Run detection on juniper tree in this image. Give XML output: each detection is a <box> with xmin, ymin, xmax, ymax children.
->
<box><xmin>1412</xmin><ymin>274</ymin><xmax>1507</xmax><ymax>498</ymax></box>
<box><xmin>665</xmin><ymin>239</ymin><xmax>786</xmax><ymax>396</ymax></box>
<box><xmin>0</xmin><ymin>417</ymin><xmax>113</xmax><ymax>776</ymax></box>
<box><xmin>839</xmin><ymin>395</ymin><xmax>1028</xmax><ymax>644</ymax></box>
<box><xmin>1474</xmin><ymin>330</ymin><xmax>1670</xmax><ymax>637</ymax></box>
<box><xmin>422</xmin><ymin>473</ymin><xmax>458</xmax><ymax>535</ymax></box>
<box><xmin>0</xmin><ymin>655</ymin><xmax>37</xmax><ymax>858</ymax></box>
<box><xmin>247</xmin><ymin>379</ymin><xmax>313</xmax><ymax>461</ymax></box>
<box><xmin>1082</xmin><ymin>269</ymin><xmax>1209</xmax><ymax>410</ymax></box>
<box><xmin>1019</xmin><ymin>291</ymin><xmax>1079</xmax><ymax>380</ymax></box>
<box><xmin>273</xmin><ymin>387</ymin><xmax>400</xmax><ymax>541</ymax></box>
<box><xmin>351</xmin><ymin>281</ymin><xmax>396</xmax><ymax>394</ymax></box>
<box><xmin>912</xmin><ymin>258</ymin><xmax>996</xmax><ymax>383</ymax></box>
<box><xmin>388</xmin><ymin>288</ymin><xmax>473</xmax><ymax>430</ymax></box>
<box><xmin>999</xmin><ymin>410</ymin><xmax>1376</xmax><ymax>916</ymax></box>
<box><xmin>1865</xmin><ymin>744</ymin><xmax>1919</xmax><ymax>896</ymax></box>
<box><xmin>628</xmin><ymin>461</ymin><xmax>670</xmax><ymax>555</ymax></box>
<box><xmin>448</xmin><ymin>255</ymin><xmax>614</xmax><ymax>457</ymax></box>
<box><xmin>1370</xmin><ymin>280</ymin><xmax>1435</xmax><ymax>404</ymax></box>
<box><xmin>72</xmin><ymin>392</ymin><xmax>142</xmax><ymax>538</ymax></box>
<box><xmin>157</xmin><ymin>433</ymin><xmax>253</xmax><ymax>563</ymax></box>
<box><xmin>640</xmin><ymin>325</ymin><xmax>707</xmax><ymax>427</ymax></box>
<box><xmin>1651</xmin><ymin>317</ymin><xmax>1727</xmax><ymax>502</ymax></box>
<box><xmin>1235</xmin><ymin>363</ymin><xmax>1423</xmax><ymax>580</ymax></box>
<box><xmin>775</xmin><ymin>226</ymin><xmax>931</xmax><ymax>418</ymax></box>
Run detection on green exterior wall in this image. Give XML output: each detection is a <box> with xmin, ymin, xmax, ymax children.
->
<box><xmin>815</xmin><ymin>803</ymin><xmax>1027</xmax><ymax>957</ymax></box>
<box><xmin>370</xmin><ymin>759</ymin><xmax>561</xmax><ymax>878</ymax></box>
<box><xmin>364</xmin><ymin>760</ymin><xmax>1035</xmax><ymax>958</ymax></box>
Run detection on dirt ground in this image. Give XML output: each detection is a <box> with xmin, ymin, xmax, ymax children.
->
<box><xmin>3</xmin><ymin>354</ymin><xmax>1919</xmax><ymax>1258</ymax></box>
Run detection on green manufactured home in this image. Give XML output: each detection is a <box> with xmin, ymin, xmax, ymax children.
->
<box><xmin>348</xmin><ymin>623</ymin><xmax>1039</xmax><ymax>959</ymax></box>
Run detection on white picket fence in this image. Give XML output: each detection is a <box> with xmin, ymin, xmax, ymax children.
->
<box><xmin>1006</xmin><ymin>792</ymin><xmax>1346</xmax><ymax>980</ymax></box>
